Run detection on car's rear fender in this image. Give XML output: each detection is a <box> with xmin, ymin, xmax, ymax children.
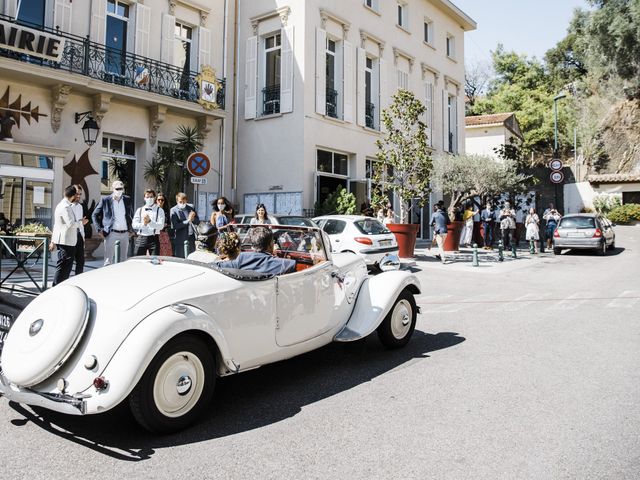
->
<box><xmin>81</xmin><ymin>304</ymin><xmax>234</xmax><ymax>415</ymax></box>
<box><xmin>334</xmin><ymin>271</ymin><xmax>421</xmax><ymax>342</ymax></box>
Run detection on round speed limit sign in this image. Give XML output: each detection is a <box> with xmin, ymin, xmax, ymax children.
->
<box><xmin>549</xmin><ymin>159</ymin><xmax>563</xmax><ymax>171</ymax></box>
<box><xmin>550</xmin><ymin>171</ymin><xmax>565</xmax><ymax>184</ymax></box>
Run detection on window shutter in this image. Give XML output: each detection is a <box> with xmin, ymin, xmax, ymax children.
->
<box><xmin>244</xmin><ymin>35</ymin><xmax>257</xmax><ymax>120</ymax></box>
<box><xmin>90</xmin><ymin>0</ymin><xmax>106</xmax><ymax>44</ymax></box>
<box><xmin>452</xmin><ymin>95</ymin><xmax>458</xmax><ymax>153</ymax></box>
<box><xmin>198</xmin><ymin>27</ymin><xmax>211</xmax><ymax>69</ymax></box>
<box><xmin>161</xmin><ymin>13</ymin><xmax>175</xmax><ymax>65</ymax></box>
<box><xmin>425</xmin><ymin>82</ymin><xmax>433</xmax><ymax>147</ymax></box>
<box><xmin>280</xmin><ymin>26</ymin><xmax>294</xmax><ymax>114</ymax></box>
<box><xmin>315</xmin><ymin>28</ymin><xmax>327</xmax><ymax>116</ymax></box>
<box><xmin>343</xmin><ymin>40</ymin><xmax>353</xmax><ymax>123</ymax></box>
<box><xmin>4</xmin><ymin>0</ymin><xmax>17</xmax><ymax>19</ymax></box>
<box><xmin>356</xmin><ymin>47</ymin><xmax>366</xmax><ymax>127</ymax></box>
<box><xmin>54</xmin><ymin>0</ymin><xmax>72</xmax><ymax>32</ymax></box>
<box><xmin>442</xmin><ymin>90</ymin><xmax>447</xmax><ymax>151</ymax></box>
<box><xmin>135</xmin><ymin>3</ymin><xmax>151</xmax><ymax>58</ymax></box>
<box><xmin>379</xmin><ymin>58</ymin><xmax>387</xmax><ymax>123</ymax></box>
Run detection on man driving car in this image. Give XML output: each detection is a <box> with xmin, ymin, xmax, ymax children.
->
<box><xmin>217</xmin><ymin>226</ymin><xmax>296</xmax><ymax>275</ymax></box>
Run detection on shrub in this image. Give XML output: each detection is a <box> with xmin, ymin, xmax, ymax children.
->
<box><xmin>592</xmin><ymin>193</ymin><xmax>622</xmax><ymax>215</ymax></box>
<box><xmin>608</xmin><ymin>203</ymin><xmax>640</xmax><ymax>224</ymax></box>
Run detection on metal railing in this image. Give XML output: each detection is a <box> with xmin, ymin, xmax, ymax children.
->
<box><xmin>262</xmin><ymin>84</ymin><xmax>280</xmax><ymax>115</ymax></box>
<box><xmin>0</xmin><ymin>235</ymin><xmax>50</xmax><ymax>295</ymax></box>
<box><xmin>326</xmin><ymin>87</ymin><xmax>338</xmax><ymax>118</ymax></box>
<box><xmin>365</xmin><ymin>102</ymin><xmax>376</xmax><ymax>129</ymax></box>
<box><xmin>0</xmin><ymin>14</ymin><xmax>225</xmax><ymax>108</ymax></box>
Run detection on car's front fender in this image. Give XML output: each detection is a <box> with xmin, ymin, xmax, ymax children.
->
<box><xmin>82</xmin><ymin>304</ymin><xmax>233</xmax><ymax>415</ymax></box>
<box><xmin>334</xmin><ymin>270</ymin><xmax>421</xmax><ymax>342</ymax></box>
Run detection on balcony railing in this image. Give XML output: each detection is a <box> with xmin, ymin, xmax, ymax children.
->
<box><xmin>326</xmin><ymin>87</ymin><xmax>338</xmax><ymax>119</ymax></box>
<box><xmin>262</xmin><ymin>84</ymin><xmax>280</xmax><ymax>115</ymax></box>
<box><xmin>365</xmin><ymin>102</ymin><xmax>375</xmax><ymax>129</ymax></box>
<box><xmin>0</xmin><ymin>15</ymin><xmax>225</xmax><ymax>109</ymax></box>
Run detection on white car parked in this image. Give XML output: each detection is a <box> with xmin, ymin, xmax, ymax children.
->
<box><xmin>313</xmin><ymin>215</ymin><xmax>399</xmax><ymax>269</ymax></box>
<box><xmin>0</xmin><ymin>224</ymin><xmax>419</xmax><ymax>433</ymax></box>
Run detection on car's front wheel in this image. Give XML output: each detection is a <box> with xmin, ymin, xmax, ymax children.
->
<box><xmin>377</xmin><ymin>290</ymin><xmax>417</xmax><ymax>349</ymax></box>
<box><xmin>129</xmin><ymin>334</ymin><xmax>215</xmax><ymax>433</ymax></box>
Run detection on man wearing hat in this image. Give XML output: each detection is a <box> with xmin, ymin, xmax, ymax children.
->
<box><xmin>92</xmin><ymin>180</ymin><xmax>134</xmax><ymax>265</ymax></box>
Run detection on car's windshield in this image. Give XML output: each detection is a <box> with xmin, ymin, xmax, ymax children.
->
<box><xmin>354</xmin><ymin>219</ymin><xmax>390</xmax><ymax>235</ymax></box>
<box><xmin>277</xmin><ymin>217</ymin><xmax>315</xmax><ymax>227</ymax></box>
<box><xmin>560</xmin><ymin>217</ymin><xmax>596</xmax><ymax>229</ymax></box>
<box><xmin>234</xmin><ymin>224</ymin><xmax>328</xmax><ymax>264</ymax></box>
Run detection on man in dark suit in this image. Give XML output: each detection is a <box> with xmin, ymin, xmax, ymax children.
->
<box><xmin>170</xmin><ymin>192</ymin><xmax>200</xmax><ymax>258</ymax></box>
<box><xmin>218</xmin><ymin>226</ymin><xmax>296</xmax><ymax>275</ymax></box>
<box><xmin>92</xmin><ymin>180</ymin><xmax>134</xmax><ymax>265</ymax></box>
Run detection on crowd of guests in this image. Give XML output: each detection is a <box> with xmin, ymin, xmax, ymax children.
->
<box><xmin>48</xmin><ymin>181</ymin><xmax>302</xmax><ymax>284</ymax></box>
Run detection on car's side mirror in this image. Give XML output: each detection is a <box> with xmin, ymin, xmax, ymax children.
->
<box><xmin>379</xmin><ymin>253</ymin><xmax>400</xmax><ymax>272</ymax></box>
<box><xmin>611</xmin><ymin>222</ymin><xmax>617</xmax><ymax>227</ymax></box>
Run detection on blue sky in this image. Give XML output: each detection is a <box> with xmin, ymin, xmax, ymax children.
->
<box><xmin>454</xmin><ymin>0</ymin><xmax>591</xmax><ymax>65</ymax></box>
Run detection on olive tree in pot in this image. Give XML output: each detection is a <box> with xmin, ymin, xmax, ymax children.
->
<box><xmin>431</xmin><ymin>153</ymin><xmax>529</xmax><ymax>251</ymax></box>
<box><xmin>374</xmin><ymin>90</ymin><xmax>432</xmax><ymax>258</ymax></box>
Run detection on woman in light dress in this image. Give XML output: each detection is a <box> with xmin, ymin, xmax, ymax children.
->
<box><xmin>525</xmin><ymin>207</ymin><xmax>540</xmax><ymax>253</ymax></box>
<box><xmin>459</xmin><ymin>203</ymin><xmax>479</xmax><ymax>248</ymax></box>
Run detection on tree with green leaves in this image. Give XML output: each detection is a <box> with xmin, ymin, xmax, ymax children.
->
<box><xmin>374</xmin><ymin>89</ymin><xmax>432</xmax><ymax>224</ymax></box>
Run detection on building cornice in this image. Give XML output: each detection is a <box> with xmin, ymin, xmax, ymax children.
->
<box><xmin>421</xmin><ymin>62</ymin><xmax>440</xmax><ymax>82</ymax></box>
<box><xmin>392</xmin><ymin>47</ymin><xmax>415</xmax><ymax>72</ymax></box>
<box><xmin>428</xmin><ymin>0</ymin><xmax>477</xmax><ymax>31</ymax></box>
<box><xmin>444</xmin><ymin>74</ymin><xmax>461</xmax><ymax>94</ymax></box>
<box><xmin>250</xmin><ymin>6</ymin><xmax>291</xmax><ymax>34</ymax></box>
<box><xmin>359</xmin><ymin>29</ymin><xmax>385</xmax><ymax>54</ymax></box>
<box><xmin>319</xmin><ymin>8</ymin><xmax>351</xmax><ymax>37</ymax></box>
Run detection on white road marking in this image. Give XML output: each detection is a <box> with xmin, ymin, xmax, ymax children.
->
<box><xmin>606</xmin><ymin>290</ymin><xmax>640</xmax><ymax>309</ymax></box>
<box><xmin>555</xmin><ymin>292</ymin><xmax>598</xmax><ymax>311</ymax></box>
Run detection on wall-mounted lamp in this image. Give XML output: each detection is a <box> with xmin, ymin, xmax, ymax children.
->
<box><xmin>75</xmin><ymin>111</ymin><xmax>100</xmax><ymax>146</ymax></box>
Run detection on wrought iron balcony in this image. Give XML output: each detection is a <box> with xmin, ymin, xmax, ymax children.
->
<box><xmin>365</xmin><ymin>102</ymin><xmax>376</xmax><ymax>129</ymax></box>
<box><xmin>326</xmin><ymin>87</ymin><xmax>338</xmax><ymax>119</ymax></box>
<box><xmin>0</xmin><ymin>15</ymin><xmax>225</xmax><ymax>109</ymax></box>
<box><xmin>262</xmin><ymin>84</ymin><xmax>280</xmax><ymax>115</ymax></box>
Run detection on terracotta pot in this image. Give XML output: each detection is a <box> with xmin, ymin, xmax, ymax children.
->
<box><xmin>443</xmin><ymin>220</ymin><xmax>464</xmax><ymax>252</ymax></box>
<box><xmin>84</xmin><ymin>237</ymin><xmax>103</xmax><ymax>260</ymax></box>
<box><xmin>387</xmin><ymin>223</ymin><xmax>419</xmax><ymax>258</ymax></box>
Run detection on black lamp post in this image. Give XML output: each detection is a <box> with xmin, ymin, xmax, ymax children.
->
<box><xmin>75</xmin><ymin>111</ymin><xmax>100</xmax><ymax>146</ymax></box>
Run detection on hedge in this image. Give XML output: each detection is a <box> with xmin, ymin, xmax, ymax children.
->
<box><xmin>608</xmin><ymin>203</ymin><xmax>640</xmax><ymax>224</ymax></box>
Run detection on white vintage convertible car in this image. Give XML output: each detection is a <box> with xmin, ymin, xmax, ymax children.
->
<box><xmin>0</xmin><ymin>224</ymin><xmax>421</xmax><ymax>433</ymax></box>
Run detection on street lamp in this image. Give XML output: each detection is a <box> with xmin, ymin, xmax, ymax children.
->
<box><xmin>75</xmin><ymin>111</ymin><xmax>100</xmax><ymax>146</ymax></box>
<box><xmin>553</xmin><ymin>93</ymin><xmax>566</xmax><ymax>156</ymax></box>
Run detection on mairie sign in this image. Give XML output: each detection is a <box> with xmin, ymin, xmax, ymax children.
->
<box><xmin>0</xmin><ymin>19</ymin><xmax>65</xmax><ymax>62</ymax></box>
<box><xmin>186</xmin><ymin>152</ymin><xmax>211</xmax><ymax>177</ymax></box>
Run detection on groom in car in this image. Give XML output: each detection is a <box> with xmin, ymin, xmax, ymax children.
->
<box><xmin>218</xmin><ymin>226</ymin><xmax>296</xmax><ymax>275</ymax></box>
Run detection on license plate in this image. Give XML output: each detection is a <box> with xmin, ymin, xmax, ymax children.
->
<box><xmin>568</xmin><ymin>233</ymin><xmax>584</xmax><ymax>237</ymax></box>
<box><xmin>0</xmin><ymin>312</ymin><xmax>14</xmax><ymax>357</ymax></box>
<box><xmin>379</xmin><ymin>240</ymin><xmax>392</xmax><ymax>246</ymax></box>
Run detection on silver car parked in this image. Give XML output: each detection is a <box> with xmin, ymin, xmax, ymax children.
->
<box><xmin>553</xmin><ymin>213</ymin><xmax>616</xmax><ymax>256</ymax></box>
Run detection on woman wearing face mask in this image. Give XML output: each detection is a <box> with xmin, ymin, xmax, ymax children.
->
<box><xmin>210</xmin><ymin>196</ymin><xmax>234</xmax><ymax>230</ymax></box>
<box><xmin>250</xmin><ymin>203</ymin><xmax>271</xmax><ymax>225</ymax></box>
<box><xmin>170</xmin><ymin>192</ymin><xmax>200</xmax><ymax>258</ymax></box>
<box><xmin>156</xmin><ymin>192</ymin><xmax>173</xmax><ymax>256</ymax></box>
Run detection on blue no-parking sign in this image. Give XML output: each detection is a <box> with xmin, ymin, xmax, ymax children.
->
<box><xmin>187</xmin><ymin>152</ymin><xmax>211</xmax><ymax>177</ymax></box>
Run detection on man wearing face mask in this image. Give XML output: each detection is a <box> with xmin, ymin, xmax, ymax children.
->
<box><xmin>92</xmin><ymin>180</ymin><xmax>134</xmax><ymax>265</ymax></box>
<box><xmin>170</xmin><ymin>192</ymin><xmax>200</xmax><ymax>258</ymax></box>
<box><xmin>132</xmin><ymin>188</ymin><xmax>165</xmax><ymax>256</ymax></box>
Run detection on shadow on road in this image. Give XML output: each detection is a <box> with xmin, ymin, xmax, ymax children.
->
<box><xmin>560</xmin><ymin>247</ymin><xmax>626</xmax><ymax>257</ymax></box>
<box><xmin>7</xmin><ymin>330</ymin><xmax>465</xmax><ymax>461</ymax></box>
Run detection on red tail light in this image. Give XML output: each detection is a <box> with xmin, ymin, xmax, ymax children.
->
<box><xmin>354</xmin><ymin>237</ymin><xmax>373</xmax><ymax>245</ymax></box>
<box><xmin>553</xmin><ymin>229</ymin><xmax>560</xmax><ymax>238</ymax></box>
<box><xmin>592</xmin><ymin>228</ymin><xmax>602</xmax><ymax>238</ymax></box>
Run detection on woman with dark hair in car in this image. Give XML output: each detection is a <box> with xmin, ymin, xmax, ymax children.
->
<box><xmin>250</xmin><ymin>203</ymin><xmax>272</xmax><ymax>225</ymax></box>
<box><xmin>210</xmin><ymin>196</ymin><xmax>234</xmax><ymax>229</ymax></box>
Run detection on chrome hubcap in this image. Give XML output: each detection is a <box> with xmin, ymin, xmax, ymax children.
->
<box><xmin>390</xmin><ymin>299</ymin><xmax>413</xmax><ymax>339</ymax></box>
<box><xmin>153</xmin><ymin>352</ymin><xmax>204</xmax><ymax>418</ymax></box>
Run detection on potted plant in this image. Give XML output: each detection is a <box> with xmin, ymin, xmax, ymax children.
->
<box><xmin>374</xmin><ymin>90</ymin><xmax>432</xmax><ymax>258</ymax></box>
<box><xmin>13</xmin><ymin>222</ymin><xmax>52</xmax><ymax>253</ymax></box>
<box><xmin>431</xmin><ymin>153</ymin><xmax>528</xmax><ymax>251</ymax></box>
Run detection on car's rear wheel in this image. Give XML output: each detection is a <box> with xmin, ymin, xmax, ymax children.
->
<box><xmin>377</xmin><ymin>290</ymin><xmax>417</xmax><ymax>349</ymax></box>
<box><xmin>553</xmin><ymin>247</ymin><xmax>561</xmax><ymax>255</ymax></box>
<box><xmin>597</xmin><ymin>240</ymin><xmax>607</xmax><ymax>256</ymax></box>
<box><xmin>608</xmin><ymin>239</ymin><xmax>616</xmax><ymax>251</ymax></box>
<box><xmin>129</xmin><ymin>334</ymin><xmax>215</xmax><ymax>434</ymax></box>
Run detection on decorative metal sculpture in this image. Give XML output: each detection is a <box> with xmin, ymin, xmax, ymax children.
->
<box><xmin>0</xmin><ymin>85</ymin><xmax>47</xmax><ymax>140</ymax></box>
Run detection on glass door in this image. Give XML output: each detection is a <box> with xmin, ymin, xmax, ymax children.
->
<box><xmin>0</xmin><ymin>177</ymin><xmax>23</xmax><ymax>231</ymax></box>
<box><xmin>24</xmin><ymin>180</ymin><xmax>53</xmax><ymax>229</ymax></box>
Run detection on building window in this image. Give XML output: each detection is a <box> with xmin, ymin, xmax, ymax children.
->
<box><xmin>364</xmin><ymin>0</ymin><xmax>379</xmax><ymax>12</ymax></box>
<box><xmin>446</xmin><ymin>34</ymin><xmax>456</xmax><ymax>59</ymax></box>
<box><xmin>447</xmin><ymin>95</ymin><xmax>458</xmax><ymax>153</ymax></box>
<box><xmin>397</xmin><ymin>70</ymin><xmax>409</xmax><ymax>90</ymax></box>
<box><xmin>16</xmin><ymin>0</ymin><xmax>46</xmax><ymax>27</ymax></box>
<box><xmin>317</xmin><ymin>149</ymin><xmax>348</xmax><ymax>176</ymax></box>
<box><xmin>105</xmin><ymin>0</ymin><xmax>129</xmax><ymax>76</ymax></box>
<box><xmin>174</xmin><ymin>22</ymin><xmax>193</xmax><ymax>93</ymax></box>
<box><xmin>397</xmin><ymin>3</ymin><xmax>408</xmax><ymax>29</ymax></box>
<box><xmin>262</xmin><ymin>32</ymin><xmax>282</xmax><ymax>115</ymax></box>
<box><xmin>425</xmin><ymin>82</ymin><xmax>434</xmax><ymax>147</ymax></box>
<box><xmin>365</xmin><ymin>57</ymin><xmax>375</xmax><ymax>129</ymax></box>
<box><xmin>326</xmin><ymin>38</ymin><xmax>339</xmax><ymax>118</ymax></box>
<box><xmin>101</xmin><ymin>135</ymin><xmax>136</xmax><ymax>200</ymax></box>
<box><xmin>424</xmin><ymin>20</ymin><xmax>434</xmax><ymax>45</ymax></box>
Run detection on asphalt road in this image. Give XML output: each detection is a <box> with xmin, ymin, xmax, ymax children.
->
<box><xmin>1</xmin><ymin>227</ymin><xmax>639</xmax><ymax>480</ymax></box>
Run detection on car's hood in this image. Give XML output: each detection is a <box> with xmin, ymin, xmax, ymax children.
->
<box><xmin>64</xmin><ymin>258</ymin><xmax>205</xmax><ymax>311</ymax></box>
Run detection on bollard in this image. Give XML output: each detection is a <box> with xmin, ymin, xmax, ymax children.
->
<box><xmin>511</xmin><ymin>241</ymin><xmax>517</xmax><ymax>259</ymax></box>
<box><xmin>184</xmin><ymin>240</ymin><xmax>189</xmax><ymax>259</ymax></box>
<box><xmin>472</xmin><ymin>243</ymin><xmax>479</xmax><ymax>267</ymax></box>
<box><xmin>114</xmin><ymin>240</ymin><xmax>121</xmax><ymax>264</ymax></box>
<box><xmin>498</xmin><ymin>240</ymin><xmax>504</xmax><ymax>262</ymax></box>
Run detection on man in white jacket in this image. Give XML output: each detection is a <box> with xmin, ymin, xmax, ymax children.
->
<box><xmin>51</xmin><ymin>186</ymin><xmax>88</xmax><ymax>285</ymax></box>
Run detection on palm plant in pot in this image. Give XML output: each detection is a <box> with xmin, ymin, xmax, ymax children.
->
<box><xmin>374</xmin><ymin>90</ymin><xmax>432</xmax><ymax>258</ymax></box>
